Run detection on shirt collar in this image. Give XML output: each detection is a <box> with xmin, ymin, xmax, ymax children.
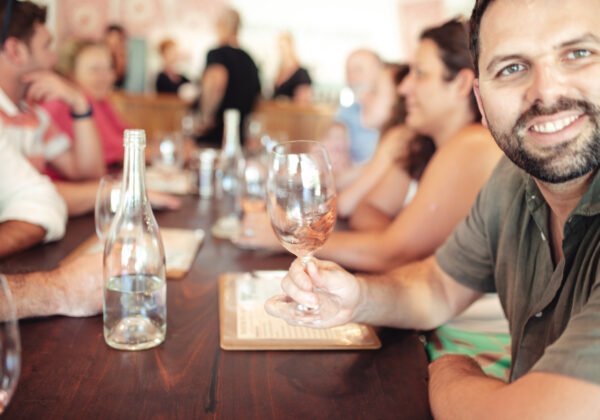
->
<box><xmin>523</xmin><ymin>169</ymin><xmax>600</xmax><ymax>217</ymax></box>
<box><xmin>0</xmin><ymin>87</ymin><xmax>20</xmax><ymax>116</ymax></box>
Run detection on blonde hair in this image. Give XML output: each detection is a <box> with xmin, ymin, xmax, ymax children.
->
<box><xmin>158</xmin><ymin>38</ymin><xmax>176</xmax><ymax>56</ymax></box>
<box><xmin>55</xmin><ymin>38</ymin><xmax>110</xmax><ymax>77</ymax></box>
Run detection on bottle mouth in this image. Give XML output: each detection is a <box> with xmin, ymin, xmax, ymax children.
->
<box><xmin>124</xmin><ymin>129</ymin><xmax>147</xmax><ymax>147</ymax></box>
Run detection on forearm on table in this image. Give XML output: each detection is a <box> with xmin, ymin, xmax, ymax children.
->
<box><xmin>54</xmin><ymin>180</ymin><xmax>99</xmax><ymax>216</ymax></box>
<box><xmin>4</xmin><ymin>271</ymin><xmax>62</xmax><ymax>319</ymax></box>
<box><xmin>0</xmin><ymin>221</ymin><xmax>46</xmax><ymax>258</ymax></box>
<box><xmin>428</xmin><ymin>357</ymin><xmax>600</xmax><ymax>420</ymax></box>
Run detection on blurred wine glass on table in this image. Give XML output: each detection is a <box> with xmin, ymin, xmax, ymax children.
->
<box><xmin>95</xmin><ymin>174</ymin><xmax>122</xmax><ymax>242</ymax></box>
<box><xmin>263</xmin><ymin>140</ymin><xmax>338</xmax><ymax>325</ymax></box>
<box><xmin>0</xmin><ymin>275</ymin><xmax>21</xmax><ymax>414</ymax></box>
<box><xmin>239</xmin><ymin>153</ymin><xmax>267</xmax><ymax>238</ymax></box>
<box><xmin>241</xmin><ymin>153</ymin><xmax>267</xmax><ymax>215</ymax></box>
<box><xmin>153</xmin><ymin>132</ymin><xmax>184</xmax><ymax>171</ymax></box>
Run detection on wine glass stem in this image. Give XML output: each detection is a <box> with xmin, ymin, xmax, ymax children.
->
<box><xmin>300</xmin><ymin>254</ymin><xmax>313</xmax><ymax>267</ymax></box>
<box><xmin>297</xmin><ymin>253</ymin><xmax>319</xmax><ymax>313</ymax></box>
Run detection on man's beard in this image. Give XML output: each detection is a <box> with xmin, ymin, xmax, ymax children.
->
<box><xmin>487</xmin><ymin>97</ymin><xmax>600</xmax><ymax>184</ymax></box>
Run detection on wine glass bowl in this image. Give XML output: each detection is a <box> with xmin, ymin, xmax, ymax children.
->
<box><xmin>264</xmin><ymin>140</ymin><xmax>339</xmax><ymax>324</ymax></box>
<box><xmin>94</xmin><ymin>174</ymin><xmax>122</xmax><ymax>242</ymax></box>
<box><xmin>0</xmin><ymin>275</ymin><xmax>21</xmax><ymax>414</ymax></box>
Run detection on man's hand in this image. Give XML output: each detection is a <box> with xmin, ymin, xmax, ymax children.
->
<box><xmin>53</xmin><ymin>252</ymin><xmax>103</xmax><ymax>317</ymax></box>
<box><xmin>269</xmin><ymin>257</ymin><xmax>364</xmax><ymax>328</ymax></box>
<box><xmin>22</xmin><ymin>70</ymin><xmax>89</xmax><ymax>114</ymax></box>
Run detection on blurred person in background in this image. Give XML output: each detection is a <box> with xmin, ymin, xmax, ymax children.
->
<box><xmin>40</xmin><ymin>38</ymin><xmax>181</xmax><ymax>216</ymax></box>
<box><xmin>272</xmin><ymin>31</ymin><xmax>312</xmax><ymax>104</ymax></box>
<box><xmin>104</xmin><ymin>24</ymin><xmax>127</xmax><ymax>90</ymax></box>
<box><xmin>0</xmin><ymin>130</ymin><xmax>66</xmax><ymax>257</ymax></box>
<box><xmin>324</xmin><ymin>49</ymin><xmax>383</xmax><ymax>180</ymax></box>
<box><xmin>195</xmin><ymin>7</ymin><xmax>261</xmax><ymax>146</ymax></box>
<box><xmin>336</xmin><ymin>63</ymin><xmax>434</xmax><ymax>219</ymax></box>
<box><xmin>0</xmin><ymin>0</ymin><xmax>105</xmax><ymax>182</ymax></box>
<box><xmin>44</xmin><ymin>39</ymin><xmax>126</xmax><ymax>171</ymax></box>
<box><xmin>155</xmin><ymin>38</ymin><xmax>191</xmax><ymax>95</ymax></box>
<box><xmin>236</xmin><ymin>19</ymin><xmax>501</xmax><ymax>273</ymax></box>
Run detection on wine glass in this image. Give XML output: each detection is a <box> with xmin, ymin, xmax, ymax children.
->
<box><xmin>241</xmin><ymin>153</ymin><xmax>267</xmax><ymax>215</ymax></box>
<box><xmin>264</xmin><ymin>140</ymin><xmax>338</xmax><ymax>325</ymax></box>
<box><xmin>0</xmin><ymin>275</ymin><xmax>21</xmax><ymax>414</ymax></box>
<box><xmin>95</xmin><ymin>174</ymin><xmax>122</xmax><ymax>242</ymax></box>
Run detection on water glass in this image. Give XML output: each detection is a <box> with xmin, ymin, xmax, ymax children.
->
<box><xmin>0</xmin><ymin>275</ymin><xmax>20</xmax><ymax>414</ymax></box>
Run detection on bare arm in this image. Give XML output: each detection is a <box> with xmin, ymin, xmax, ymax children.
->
<box><xmin>337</xmin><ymin>126</ymin><xmax>413</xmax><ymax>218</ymax></box>
<box><xmin>349</xmin><ymin>164</ymin><xmax>412</xmax><ymax>231</ymax></box>
<box><xmin>292</xmin><ymin>84</ymin><xmax>312</xmax><ymax>104</ymax></box>
<box><xmin>5</xmin><ymin>252</ymin><xmax>103</xmax><ymax>319</ymax></box>
<box><xmin>316</xmin><ymin>129</ymin><xmax>502</xmax><ymax>271</ymax></box>
<box><xmin>200</xmin><ymin>64</ymin><xmax>228</xmax><ymax>129</ymax></box>
<box><xmin>23</xmin><ymin>71</ymin><xmax>105</xmax><ymax>180</ymax></box>
<box><xmin>428</xmin><ymin>355</ymin><xmax>600</xmax><ymax>420</ymax></box>
<box><xmin>54</xmin><ymin>180</ymin><xmax>99</xmax><ymax>217</ymax></box>
<box><xmin>0</xmin><ymin>221</ymin><xmax>46</xmax><ymax>258</ymax></box>
<box><xmin>55</xmin><ymin>181</ymin><xmax>182</xmax><ymax>217</ymax></box>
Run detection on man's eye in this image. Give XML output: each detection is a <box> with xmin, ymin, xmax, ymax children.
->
<box><xmin>566</xmin><ymin>49</ymin><xmax>591</xmax><ymax>60</ymax></box>
<box><xmin>497</xmin><ymin>63</ymin><xmax>526</xmax><ymax>77</ymax></box>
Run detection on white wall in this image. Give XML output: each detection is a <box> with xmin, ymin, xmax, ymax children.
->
<box><xmin>232</xmin><ymin>0</ymin><xmax>474</xmax><ymax>95</ymax></box>
<box><xmin>45</xmin><ymin>0</ymin><xmax>475</xmax><ymax>95</ymax></box>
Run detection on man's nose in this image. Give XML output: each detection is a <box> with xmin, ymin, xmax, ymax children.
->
<box><xmin>525</xmin><ymin>62</ymin><xmax>568</xmax><ymax>107</ymax></box>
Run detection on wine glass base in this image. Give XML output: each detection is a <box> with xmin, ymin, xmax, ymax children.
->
<box><xmin>264</xmin><ymin>294</ymin><xmax>339</xmax><ymax>327</ymax></box>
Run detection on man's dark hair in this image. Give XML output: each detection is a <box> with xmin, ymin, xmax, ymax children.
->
<box><xmin>420</xmin><ymin>18</ymin><xmax>481</xmax><ymax>121</ymax></box>
<box><xmin>469</xmin><ymin>0</ymin><xmax>495</xmax><ymax>76</ymax></box>
<box><xmin>0</xmin><ymin>0</ymin><xmax>47</xmax><ymax>47</ymax></box>
<box><xmin>105</xmin><ymin>24</ymin><xmax>126</xmax><ymax>37</ymax></box>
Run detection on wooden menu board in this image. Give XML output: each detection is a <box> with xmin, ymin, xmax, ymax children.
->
<box><xmin>219</xmin><ymin>271</ymin><xmax>381</xmax><ymax>351</ymax></box>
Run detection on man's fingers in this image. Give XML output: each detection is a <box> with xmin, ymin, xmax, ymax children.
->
<box><xmin>281</xmin><ymin>274</ymin><xmax>318</xmax><ymax>308</ymax></box>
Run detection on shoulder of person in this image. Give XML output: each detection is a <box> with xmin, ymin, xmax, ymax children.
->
<box><xmin>441</xmin><ymin>124</ymin><xmax>501</xmax><ymax>159</ymax></box>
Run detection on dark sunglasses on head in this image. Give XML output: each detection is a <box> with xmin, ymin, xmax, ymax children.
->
<box><xmin>0</xmin><ymin>0</ymin><xmax>16</xmax><ymax>45</ymax></box>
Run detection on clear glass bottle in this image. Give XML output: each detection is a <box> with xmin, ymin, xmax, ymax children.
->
<box><xmin>103</xmin><ymin>129</ymin><xmax>167</xmax><ymax>351</ymax></box>
<box><xmin>215</xmin><ymin>108</ymin><xmax>244</xmax><ymax>220</ymax></box>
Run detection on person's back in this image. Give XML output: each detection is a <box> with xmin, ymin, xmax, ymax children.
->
<box><xmin>196</xmin><ymin>7</ymin><xmax>261</xmax><ymax>146</ymax></box>
<box><xmin>204</xmin><ymin>45</ymin><xmax>260</xmax><ymax>142</ymax></box>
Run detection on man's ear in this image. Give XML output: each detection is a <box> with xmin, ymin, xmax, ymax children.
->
<box><xmin>473</xmin><ymin>78</ymin><xmax>489</xmax><ymax>128</ymax></box>
<box><xmin>1</xmin><ymin>37</ymin><xmax>28</xmax><ymax>66</ymax></box>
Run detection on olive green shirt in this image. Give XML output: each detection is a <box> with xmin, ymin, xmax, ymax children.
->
<box><xmin>436</xmin><ymin>157</ymin><xmax>600</xmax><ymax>384</ymax></box>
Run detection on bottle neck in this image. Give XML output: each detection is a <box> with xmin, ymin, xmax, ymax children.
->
<box><xmin>122</xmin><ymin>141</ymin><xmax>147</xmax><ymax>208</ymax></box>
<box><xmin>222</xmin><ymin>119</ymin><xmax>241</xmax><ymax>157</ymax></box>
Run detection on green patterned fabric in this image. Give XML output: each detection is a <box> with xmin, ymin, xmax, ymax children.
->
<box><xmin>425</xmin><ymin>326</ymin><xmax>512</xmax><ymax>381</ymax></box>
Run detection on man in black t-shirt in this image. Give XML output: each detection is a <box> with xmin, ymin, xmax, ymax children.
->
<box><xmin>196</xmin><ymin>7</ymin><xmax>261</xmax><ymax>146</ymax></box>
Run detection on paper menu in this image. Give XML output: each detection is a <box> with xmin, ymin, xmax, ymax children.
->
<box><xmin>219</xmin><ymin>271</ymin><xmax>381</xmax><ymax>350</ymax></box>
<box><xmin>64</xmin><ymin>228</ymin><xmax>204</xmax><ymax>280</ymax></box>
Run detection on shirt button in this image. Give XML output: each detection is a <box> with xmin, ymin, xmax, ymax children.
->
<box><xmin>535</xmin><ymin>311</ymin><xmax>543</xmax><ymax>318</ymax></box>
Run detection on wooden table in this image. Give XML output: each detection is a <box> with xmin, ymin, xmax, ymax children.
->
<box><xmin>0</xmin><ymin>197</ymin><xmax>432</xmax><ymax>419</ymax></box>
